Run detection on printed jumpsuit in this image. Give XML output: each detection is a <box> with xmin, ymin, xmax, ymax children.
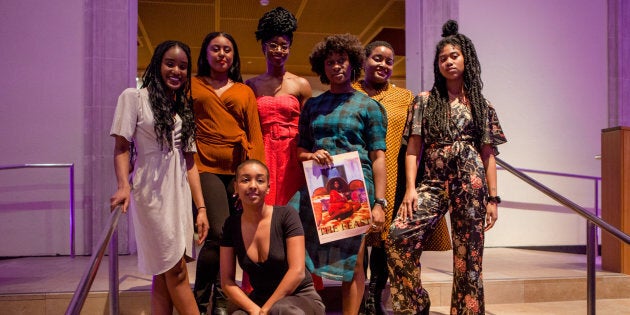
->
<box><xmin>386</xmin><ymin>92</ymin><xmax>506</xmax><ymax>315</ymax></box>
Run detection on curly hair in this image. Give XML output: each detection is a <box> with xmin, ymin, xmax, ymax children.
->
<box><xmin>196</xmin><ymin>32</ymin><xmax>243</xmax><ymax>83</ymax></box>
<box><xmin>425</xmin><ymin>20</ymin><xmax>487</xmax><ymax>146</ymax></box>
<box><xmin>364</xmin><ymin>40</ymin><xmax>394</xmax><ymax>57</ymax></box>
<box><xmin>141</xmin><ymin>40</ymin><xmax>195</xmax><ymax>152</ymax></box>
<box><xmin>255</xmin><ymin>7</ymin><xmax>297</xmax><ymax>44</ymax></box>
<box><xmin>309</xmin><ymin>33</ymin><xmax>364</xmax><ymax>84</ymax></box>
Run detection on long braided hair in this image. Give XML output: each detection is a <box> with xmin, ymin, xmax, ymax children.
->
<box><xmin>141</xmin><ymin>40</ymin><xmax>195</xmax><ymax>151</ymax></box>
<box><xmin>425</xmin><ymin>20</ymin><xmax>487</xmax><ymax>145</ymax></box>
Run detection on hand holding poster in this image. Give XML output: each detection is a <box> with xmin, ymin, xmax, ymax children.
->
<box><xmin>302</xmin><ymin>151</ymin><xmax>372</xmax><ymax>244</ymax></box>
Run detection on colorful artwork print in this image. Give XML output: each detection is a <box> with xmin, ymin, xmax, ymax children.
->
<box><xmin>303</xmin><ymin>151</ymin><xmax>371</xmax><ymax>243</ymax></box>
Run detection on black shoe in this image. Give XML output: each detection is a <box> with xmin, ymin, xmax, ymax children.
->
<box><xmin>364</xmin><ymin>282</ymin><xmax>388</xmax><ymax>315</ymax></box>
<box><xmin>363</xmin><ymin>289</ymin><xmax>375</xmax><ymax>315</ymax></box>
<box><xmin>211</xmin><ymin>285</ymin><xmax>229</xmax><ymax>315</ymax></box>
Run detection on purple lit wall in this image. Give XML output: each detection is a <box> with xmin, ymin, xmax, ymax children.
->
<box><xmin>0</xmin><ymin>0</ymin><xmax>85</xmax><ymax>256</ymax></box>
<box><xmin>460</xmin><ymin>0</ymin><xmax>606</xmax><ymax>246</ymax></box>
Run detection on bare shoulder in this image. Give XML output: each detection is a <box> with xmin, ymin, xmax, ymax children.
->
<box><xmin>245</xmin><ymin>75</ymin><xmax>262</xmax><ymax>88</ymax></box>
<box><xmin>245</xmin><ymin>74</ymin><xmax>269</xmax><ymax>96</ymax></box>
<box><xmin>285</xmin><ymin>72</ymin><xmax>311</xmax><ymax>91</ymax></box>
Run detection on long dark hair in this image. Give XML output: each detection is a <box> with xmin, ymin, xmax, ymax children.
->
<box><xmin>141</xmin><ymin>40</ymin><xmax>195</xmax><ymax>151</ymax></box>
<box><xmin>426</xmin><ymin>20</ymin><xmax>487</xmax><ymax>143</ymax></box>
<box><xmin>197</xmin><ymin>32</ymin><xmax>243</xmax><ymax>83</ymax></box>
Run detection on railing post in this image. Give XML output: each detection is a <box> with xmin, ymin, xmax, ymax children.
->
<box><xmin>0</xmin><ymin>163</ymin><xmax>76</xmax><ymax>257</ymax></box>
<box><xmin>65</xmin><ymin>206</ymin><xmax>122</xmax><ymax>315</ymax></box>
<box><xmin>587</xmin><ymin>221</ymin><xmax>597</xmax><ymax>315</ymax></box>
<box><xmin>70</xmin><ymin>163</ymin><xmax>75</xmax><ymax>258</ymax></box>
<box><xmin>109</xmin><ymin>230</ymin><xmax>119</xmax><ymax>315</ymax></box>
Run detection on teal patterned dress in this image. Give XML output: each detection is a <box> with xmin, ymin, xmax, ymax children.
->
<box><xmin>290</xmin><ymin>90</ymin><xmax>387</xmax><ymax>282</ymax></box>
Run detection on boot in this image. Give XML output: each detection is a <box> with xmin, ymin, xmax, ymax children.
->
<box><xmin>365</xmin><ymin>246</ymin><xmax>388</xmax><ymax>315</ymax></box>
<box><xmin>365</xmin><ymin>282</ymin><xmax>388</xmax><ymax>315</ymax></box>
<box><xmin>211</xmin><ymin>284</ymin><xmax>228</xmax><ymax>315</ymax></box>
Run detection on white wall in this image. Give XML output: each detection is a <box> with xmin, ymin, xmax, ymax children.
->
<box><xmin>459</xmin><ymin>0</ymin><xmax>607</xmax><ymax>246</ymax></box>
<box><xmin>0</xmin><ymin>0</ymin><xmax>85</xmax><ymax>255</ymax></box>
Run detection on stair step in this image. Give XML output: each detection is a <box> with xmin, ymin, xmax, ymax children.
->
<box><xmin>1</xmin><ymin>248</ymin><xmax>629</xmax><ymax>314</ymax></box>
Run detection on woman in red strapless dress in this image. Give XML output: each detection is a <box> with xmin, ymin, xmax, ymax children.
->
<box><xmin>245</xmin><ymin>6</ymin><xmax>322</xmax><ymax>292</ymax></box>
<box><xmin>246</xmin><ymin>6</ymin><xmax>312</xmax><ymax>206</ymax></box>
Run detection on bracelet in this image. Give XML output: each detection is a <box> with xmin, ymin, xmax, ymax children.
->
<box><xmin>487</xmin><ymin>195</ymin><xmax>501</xmax><ymax>204</ymax></box>
<box><xmin>197</xmin><ymin>206</ymin><xmax>206</xmax><ymax>210</ymax></box>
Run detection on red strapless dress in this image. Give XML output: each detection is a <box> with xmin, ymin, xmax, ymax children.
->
<box><xmin>257</xmin><ymin>95</ymin><xmax>305</xmax><ymax>206</ymax></box>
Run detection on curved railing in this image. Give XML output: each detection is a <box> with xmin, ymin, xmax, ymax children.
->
<box><xmin>65</xmin><ymin>205</ymin><xmax>122</xmax><ymax>315</ymax></box>
<box><xmin>0</xmin><ymin>163</ymin><xmax>75</xmax><ymax>257</ymax></box>
<box><xmin>496</xmin><ymin>157</ymin><xmax>630</xmax><ymax>315</ymax></box>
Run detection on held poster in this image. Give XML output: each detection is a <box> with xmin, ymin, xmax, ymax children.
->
<box><xmin>302</xmin><ymin>151</ymin><xmax>371</xmax><ymax>244</ymax></box>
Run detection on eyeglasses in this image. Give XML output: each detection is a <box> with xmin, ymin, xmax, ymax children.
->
<box><xmin>265</xmin><ymin>42</ymin><xmax>289</xmax><ymax>52</ymax></box>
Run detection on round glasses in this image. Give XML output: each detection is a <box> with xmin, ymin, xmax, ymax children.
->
<box><xmin>265</xmin><ymin>42</ymin><xmax>289</xmax><ymax>52</ymax></box>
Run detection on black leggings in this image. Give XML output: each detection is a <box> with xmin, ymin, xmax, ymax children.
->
<box><xmin>194</xmin><ymin>172</ymin><xmax>237</xmax><ymax>312</ymax></box>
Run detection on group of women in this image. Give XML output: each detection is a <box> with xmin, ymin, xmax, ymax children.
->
<box><xmin>110</xmin><ymin>5</ymin><xmax>506</xmax><ymax>315</ymax></box>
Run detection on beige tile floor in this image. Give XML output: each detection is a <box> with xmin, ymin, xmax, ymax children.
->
<box><xmin>1</xmin><ymin>248</ymin><xmax>629</xmax><ymax>314</ymax></box>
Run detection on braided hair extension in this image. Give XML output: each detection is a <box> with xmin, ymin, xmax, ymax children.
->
<box><xmin>426</xmin><ymin>20</ymin><xmax>488</xmax><ymax>145</ymax></box>
<box><xmin>309</xmin><ymin>33</ymin><xmax>365</xmax><ymax>84</ymax></box>
<box><xmin>141</xmin><ymin>40</ymin><xmax>195</xmax><ymax>151</ymax></box>
<box><xmin>255</xmin><ymin>7</ymin><xmax>298</xmax><ymax>44</ymax></box>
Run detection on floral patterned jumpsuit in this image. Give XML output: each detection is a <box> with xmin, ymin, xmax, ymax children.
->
<box><xmin>386</xmin><ymin>92</ymin><xmax>506</xmax><ymax>315</ymax></box>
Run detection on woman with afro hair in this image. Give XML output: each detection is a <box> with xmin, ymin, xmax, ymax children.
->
<box><xmin>290</xmin><ymin>33</ymin><xmax>387</xmax><ymax>315</ymax></box>
<box><xmin>386</xmin><ymin>20</ymin><xmax>507</xmax><ymax>315</ymax></box>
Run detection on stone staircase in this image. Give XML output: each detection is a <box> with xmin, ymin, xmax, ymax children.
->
<box><xmin>1</xmin><ymin>248</ymin><xmax>629</xmax><ymax>314</ymax></box>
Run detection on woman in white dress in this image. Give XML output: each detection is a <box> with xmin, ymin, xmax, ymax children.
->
<box><xmin>110</xmin><ymin>40</ymin><xmax>209</xmax><ymax>315</ymax></box>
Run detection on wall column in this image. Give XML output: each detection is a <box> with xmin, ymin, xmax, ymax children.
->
<box><xmin>405</xmin><ymin>0</ymin><xmax>458</xmax><ymax>94</ymax></box>
<box><xmin>608</xmin><ymin>0</ymin><xmax>630</xmax><ymax>127</ymax></box>
<box><xmin>83</xmin><ymin>0</ymin><xmax>137</xmax><ymax>253</ymax></box>
<box><xmin>601</xmin><ymin>0</ymin><xmax>630</xmax><ymax>273</ymax></box>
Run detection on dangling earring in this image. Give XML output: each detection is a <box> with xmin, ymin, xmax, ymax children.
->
<box><xmin>232</xmin><ymin>193</ymin><xmax>243</xmax><ymax>212</ymax></box>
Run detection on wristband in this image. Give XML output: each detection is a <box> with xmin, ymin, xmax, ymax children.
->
<box><xmin>487</xmin><ymin>195</ymin><xmax>501</xmax><ymax>204</ymax></box>
<box><xmin>374</xmin><ymin>198</ymin><xmax>388</xmax><ymax>209</ymax></box>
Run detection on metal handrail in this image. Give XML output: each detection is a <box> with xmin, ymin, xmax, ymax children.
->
<box><xmin>0</xmin><ymin>163</ymin><xmax>75</xmax><ymax>257</ymax></box>
<box><xmin>498</xmin><ymin>165</ymin><xmax>602</xmax><ymax>217</ymax></box>
<box><xmin>497</xmin><ymin>158</ymin><xmax>630</xmax><ymax>243</ymax></box>
<box><xmin>65</xmin><ymin>205</ymin><xmax>122</xmax><ymax>315</ymax></box>
<box><xmin>496</xmin><ymin>157</ymin><xmax>630</xmax><ymax>315</ymax></box>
